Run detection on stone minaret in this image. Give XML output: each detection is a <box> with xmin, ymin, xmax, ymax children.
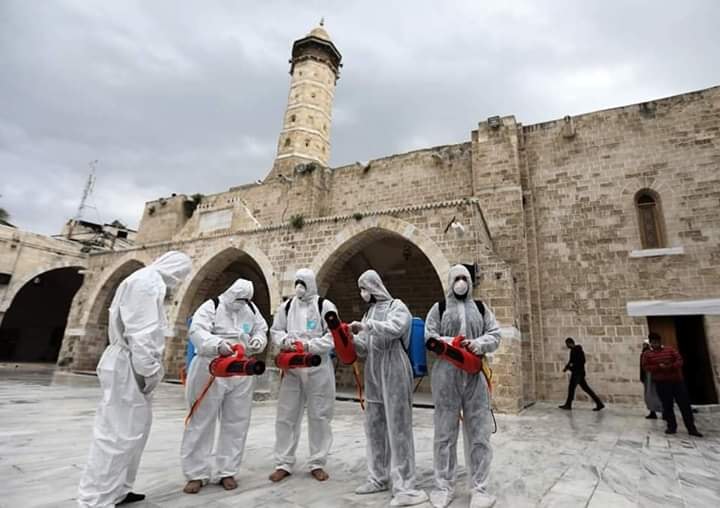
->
<box><xmin>266</xmin><ymin>21</ymin><xmax>342</xmax><ymax>180</ymax></box>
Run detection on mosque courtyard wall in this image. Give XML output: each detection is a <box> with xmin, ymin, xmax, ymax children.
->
<box><xmin>54</xmin><ymin>20</ymin><xmax>720</xmax><ymax>413</ymax></box>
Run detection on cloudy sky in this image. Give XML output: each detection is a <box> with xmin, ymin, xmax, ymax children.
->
<box><xmin>2</xmin><ymin>1</ymin><xmax>719</xmax><ymax>235</ymax></box>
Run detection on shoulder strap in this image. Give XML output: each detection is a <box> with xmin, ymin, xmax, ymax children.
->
<box><xmin>284</xmin><ymin>296</ymin><xmax>325</xmax><ymax>317</ymax></box>
<box><xmin>439</xmin><ymin>298</ymin><xmax>485</xmax><ymax>319</ymax></box>
<box><xmin>284</xmin><ymin>297</ymin><xmax>293</xmax><ymax>316</ymax></box>
<box><xmin>248</xmin><ymin>301</ymin><xmax>257</xmax><ymax>315</ymax></box>
<box><xmin>212</xmin><ymin>297</ymin><xmax>219</xmax><ymax>309</ymax></box>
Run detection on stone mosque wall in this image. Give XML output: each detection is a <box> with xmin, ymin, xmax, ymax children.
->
<box><xmin>55</xmin><ymin>23</ymin><xmax>720</xmax><ymax>413</ymax></box>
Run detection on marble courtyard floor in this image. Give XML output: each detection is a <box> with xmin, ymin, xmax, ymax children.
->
<box><xmin>1</xmin><ymin>364</ymin><xmax>719</xmax><ymax>508</ymax></box>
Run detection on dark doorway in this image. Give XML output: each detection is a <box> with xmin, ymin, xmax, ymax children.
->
<box><xmin>0</xmin><ymin>267</ymin><xmax>84</xmax><ymax>362</ymax></box>
<box><xmin>647</xmin><ymin>315</ymin><xmax>718</xmax><ymax>405</ymax></box>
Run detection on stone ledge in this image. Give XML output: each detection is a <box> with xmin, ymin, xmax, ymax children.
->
<box><xmin>95</xmin><ymin>198</ymin><xmax>481</xmax><ymax>255</ymax></box>
<box><xmin>629</xmin><ymin>246</ymin><xmax>685</xmax><ymax>258</ymax></box>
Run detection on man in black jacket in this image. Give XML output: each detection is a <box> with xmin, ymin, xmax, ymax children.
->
<box><xmin>559</xmin><ymin>337</ymin><xmax>605</xmax><ymax>411</ymax></box>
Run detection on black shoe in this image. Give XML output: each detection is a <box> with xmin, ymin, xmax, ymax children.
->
<box><xmin>665</xmin><ymin>428</ymin><xmax>677</xmax><ymax>435</ymax></box>
<box><xmin>646</xmin><ymin>412</ymin><xmax>657</xmax><ymax>419</ymax></box>
<box><xmin>593</xmin><ymin>403</ymin><xmax>605</xmax><ymax>411</ymax></box>
<box><xmin>689</xmin><ymin>430</ymin><xmax>703</xmax><ymax>438</ymax></box>
<box><xmin>558</xmin><ymin>405</ymin><xmax>572</xmax><ymax>410</ymax></box>
<box><xmin>118</xmin><ymin>492</ymin><xmax>146</xmax><ymax>505</ymax></box>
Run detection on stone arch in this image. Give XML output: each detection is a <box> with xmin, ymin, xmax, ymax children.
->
<box><xmin>69</xmin><ymin>255</ymin><xmax>147</xmax><ymax>371</ymax></box>
<box><xmin>165</xmin><ymin>243</ymin><xmax>277</xmax><ymax>379</ymax></box>
<box><xmin>84</xmin><ymin>255</ymin><xmax>149</xmax><ymax>326</ymax></box>
<box><xmin>1</xmin><ymin>259</ymin><xmax>87</xmax><ymax>316</ymax></box>
<box><xmin>175</xmin><ymin>242</ymin><xmax>279</xmax><ymax>323</ymax></box>
<box><xmin>311</xmin><ymin>215</ymin><xmax>451</xmax><ymax>295</ymax></box>
<box><xmin>310</xmin><ymin>216</ymin><xmax>450</xmax><ymax>395</ymax></box>
<box><xmin>0</xmin><ymin>266</ymin><xmax>84</xmax><ymax>362</ymax></box>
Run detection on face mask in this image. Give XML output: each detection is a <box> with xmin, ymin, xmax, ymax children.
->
<box><xmin>162</xmin><ymin>273</ymin><xmax>180</xmax><ymax>291</ymax></box>
<box><xmin>227</xmin><ymin>299</ymin><xmax>244</xmax><ymax>311</ymax></box>
<box><xmin>360</xmin><ymin>289</ymin><xmax>371</xmax><ymax>303</ymax></box>
<box><xmin>295</xmin><ymin>284</ymin><xmax>306</xmax><ymax>299</ymax></box>
<box><xmin>453</xmin><ymin>280</ymin><xmax>468</xmax><ymax>296</ymax></box>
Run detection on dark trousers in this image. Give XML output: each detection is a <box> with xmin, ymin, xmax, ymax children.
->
<box><xmin>655</xmin><ymin>381</ymin><xmax>697</xmax><ymax>432</ymax></box>
<box><xmin>565</xmin><ymin>373</ymin><xmax>602</xmax><ymax>407</ymax></box>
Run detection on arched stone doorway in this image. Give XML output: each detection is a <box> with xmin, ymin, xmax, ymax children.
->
<box><xmin>72</xmin><ymin>259</ymin><xmax>145</xmax><ymax>371</ymax></box>
<box><xmin>314</xmin><ymin>226</ymin><xmax>445</xmax><ymax>393</ymax></box>
<box><xmin>167</xmin><ymin>246</ymin><xmax>275</xmax><ymax>379</ymax></box>
<box><xmin>0</xmin><ymin>267</ymin><xmax>84</xmax><ymax>362</ymax></box>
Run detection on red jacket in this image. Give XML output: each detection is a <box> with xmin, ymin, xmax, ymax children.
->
<box><xmin>641</xmin><ymin>347</ymin><xmax>684</xmax><ymax>383</ymax></box>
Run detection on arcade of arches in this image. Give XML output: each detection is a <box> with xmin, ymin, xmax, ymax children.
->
<box><xmin>62</xmin><ymin>231</ymin><xmax>450</xmax><ymax>395</ymax></box>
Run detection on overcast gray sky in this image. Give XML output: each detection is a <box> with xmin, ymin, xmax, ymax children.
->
<box><xmin>2</xmin><ymin>0</ymin><xmax>719</xmax><ymax>235</ymax></box>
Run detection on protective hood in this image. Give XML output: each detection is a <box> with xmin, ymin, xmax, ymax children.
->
<box><xmin>294</xmin><ymin>268</ymin><xmax>318</xmax><ymax>300</ymax></box>
<box><xmin>447</xmin><ymin>264</ymin><xmax>473</xmax><ymax>298</ymax></box>
<box><xmin>219</xmin><ymin>278</ymin><xmax>254</xmax><ymax>306</ymax></box>
<box><xmin>151</xmin><ymin>251</ymin><xmax>192</xmax><ymax>289</ymax></box>
<box><xmin>358</xmin><ymin>269</ymin><xmax>392</xmax><ymax>302</ymax></box>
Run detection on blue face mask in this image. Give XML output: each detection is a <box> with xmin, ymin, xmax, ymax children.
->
<box><xmin>242</xmin><ymin>323</ymin><xmax>252</xmax><ymax>334</ymax></box>
<box><xmin>306</xmin><ymin>318</ymin><xmax>317</xmax><ymax>331</ymax></box>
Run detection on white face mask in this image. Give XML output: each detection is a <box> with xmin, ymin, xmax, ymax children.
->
<box><xmin>295</xmin><ymin>284</ymin><xmax>307</xmax><ymax>299</ymax></box>
<box><xmin>227</xmin><ymin>299</ymin><xmax>244</xmax><ymax>311</ymax></box>
<box><xmin>453</xmin><ymin>279</ymin><xmax>469</xmax><ymax>296</ymax></box>
<box><xmin>360</xmin><ymin>289</ymin><xmax>371</xmax><ymax>303</ymax></box>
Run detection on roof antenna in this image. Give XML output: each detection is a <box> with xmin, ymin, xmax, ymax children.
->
<box><xmin>319</xmin><ymin>17</ymin><xmax>325</xmax><ymax>26</ymax></box>
<box><xmin>68</xmin><ymin>160</ymin><xmax>98</xmax><ymax>238</ymax></box>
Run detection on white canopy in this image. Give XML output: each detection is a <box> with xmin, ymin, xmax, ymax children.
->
<box><xmin>627</xmin><ymin>298</ymin><xmax>720</xmax><ymax>316</ymax></box>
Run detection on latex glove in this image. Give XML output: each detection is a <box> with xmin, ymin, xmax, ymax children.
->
<box><xmin>248</xmin><ymin>337</ymin><xmax>263</xmax><ymax>351</ymax></box>
<box><xmin>217</xmin><ymin>340</ymin><xmax>234</xmax><ymax>357</ymax></box>
<box><xmin>142</xmin><ymin>370</ymin><xmax>162</xmax><ymax>394</ymax></box>
<box><xmin>281</xmin><ymin>336</ymin><xmax>297</xmax><ymax>351</ymax></box>
<box><xmin>350</xmin><ymin>321</ymin><xmax>365</xmax><ymax>334</ymax></box>
<box><xmin>461</xmin><ymin>338</ymin><xmax>484</xmax><ymax>355</ymax></box>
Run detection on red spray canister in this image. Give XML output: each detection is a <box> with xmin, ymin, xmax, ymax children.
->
<box><xmin>209</xmin><ymin>343</ymin><xmax>266</xmax><ymax>377</ymax></box>
<box><xmin>275</xmin><ymin>341</ymin><xmax>322</xmax><ymax>369</ymax></box>
<box><xmin>426</xmin><ymin>336</ymin><xmax>483</xmax><ymax>374</ymax></box>
<box><xmin>324</xmin><ymin>310</ymin><xmax>357</xmax><ymax>365</ymax></box>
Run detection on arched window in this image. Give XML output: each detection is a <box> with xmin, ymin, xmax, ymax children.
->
<box><xmin>635</xmin><ymin>190</ymin><xmax>665</xmax><ymax>249</ymax></box>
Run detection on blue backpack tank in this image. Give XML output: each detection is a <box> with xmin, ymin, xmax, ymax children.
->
<box><xmin>407</xmin><ymin>317</ymin><xmax>427</xmax><ymax>378</ymax></box>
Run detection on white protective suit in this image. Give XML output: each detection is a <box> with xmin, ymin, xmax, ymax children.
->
<box><xmin>181</xmin><ymin>279</ymin><xmax>268</xmax><ymax>482</ymax></box>
<box><xmin>78</xmin><ymin>251</ymin><xmax>192</xmax><ymax>508</ymax></box>
<box><xmin>353</xmin><ymin>270</ymin><xmax>428</xmax><ymax>507</ymax></box>
<box><xmin>424</xmin><ymin>265</ymin><xmax>501</xmax><ymax>508</ymax></box>
<box><xmin>270</xmin><ymin>268</ymin><xmax>337</xmax><ymax>473</ymax></box>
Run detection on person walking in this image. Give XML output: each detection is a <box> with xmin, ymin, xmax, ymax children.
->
<box><xmin>558</xmin><ymin>337</ymin><xmax>604</xmax><ymax>411</ymax></box>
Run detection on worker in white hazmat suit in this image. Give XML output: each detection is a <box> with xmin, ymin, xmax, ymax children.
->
<box><xmin>181</xmin><ymin>279</ymin><xmax>268</xmax><ymax>494</ymax></box>
<box><xmin>78</xmin><ymin>251</ymin><xmax>192</xmax><ymax>508</ymax></box>
<box><xmin>424</xmin><ymin>264</ymin><xmax>501</xmax><ymax>508</ymax></box>
<box><xmin>350</xmin><ymin>270</ymin><xmax>429</xmax><ymax>507</ymax></box>
<box><xmin>268</xmin><ymin>268</ymin><xmax>337</xmax><ymax>483</ymax></box>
